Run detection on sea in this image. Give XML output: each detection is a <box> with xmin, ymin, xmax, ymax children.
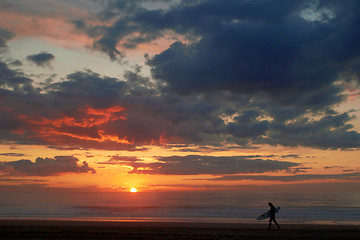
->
<box><xmin>1</xmin><ymin>189</ymin><xmax>360</xmax><ymax>225</ymax></box>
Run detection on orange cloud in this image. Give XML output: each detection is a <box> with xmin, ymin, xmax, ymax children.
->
<box><xmin>21</xmin><ymin>105</ymin><xmax>126</xmax><ymax>128</ymax></box>
<box><xmin>83</xmin><ymin>105</ymin><xmax>127</xmax><ymax>126</ymax></box>
<box><xmin>33</xmin><ymin>128</ymin><xmax>131</xmax><ymax>145</ymax></box>
<box><xmin>346</xmin><ymin>90</ymin><xmax>360</xmax><ymax>101</ymax></box>
<box><xmin>18</xmin><ymin>105</ymin><xmax>132</xmax><ymax>146</ymax></box>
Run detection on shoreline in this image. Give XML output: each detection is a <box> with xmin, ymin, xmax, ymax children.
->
<box><xmin>0</xmin><ymin>218</ymin><xmax>360</xmax><ymax>227</ymax></box>
<box><xmin>0</xmin><ymin>219</ymin><xmax>359</xmax><ymax>239</ymax></box>
<box><xmin>0</xmin><ymin>217</ymin><xmax>359</xmax><ymax>226</ymax></box>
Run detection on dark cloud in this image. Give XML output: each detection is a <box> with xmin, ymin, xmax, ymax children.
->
<box><xmin>280</xmin><ymin>154</ymin><xmax>299</xmax><ymax>158</ymax></box>
<box><xmin>98</xmin><ymin>155</ymin><xmax>144</xmax><ymax>164</ymax></box>
<box><xmin>324</xmin><ymin>166</ymin><xmax>344</xmax><ymax>170</ymax></box>
<box><xmin>143</xmin><ymin>0</ymin><xmax>357</xmax><ymax>111</ymax></box>
<box><xmin>263</xmin><ymin>112</ymin><xmax>360</xmax><ymax>149</ymax></box>
<box><xmin>83</xmin><ymin>0</ymin><xmax>360</xmax><ymax>107</ymax></box>
<box><xmin>0</xmin><ymin>153</ymin><xmax>25</xmax><ymax>157</ymax></box>
<box><xmin>8</xmin><ymin>60</ymin><xmax>23</xmax><ymax>67</ymax></box>
<box><xmin>0</xmin><ymin>156</ymin><xmax>95</xmax><ymax>176</ymax></box>
<box><xmin>287</xmin><ymin>167</ymin><xmax>312</xmax><ymax>174</ymax></box>
<box><xmin>0</xmin><ymin>27</ymin><xmax>15</xmax><ymax>51</ymax></box>
<box><xmin>86</xmin><ymin>0</ymin><xmax>175</xmax><ymax>59</ymax></box>
<box><xmin>1</xmin><ymin>63</ymin><xmax>360</xmax><ymax>150</ymax></box>
<box><xmin>0</xmin><ymin>61</ymin><xmax>40</xmax><ymax>141</ymax></box>
<box><xmin>0</xmin><ymin>178</ymin><xmax>45</xmax><ymax>182</ymax></box>
<box><xmin>101</xmin><ymin>155</ymin><xmax>300</xmax><ymax>175</ymax></box>
<box><xmin>0</xmin><ymin>60</ymin><xmax>36</xmax><ymax>94</ymax></box>
<box><xmin>45</xmin><ymin>69</ymin><xmax>126</xmax><ymax>109</ymax></box>
<box><xmin>70</xmin><ymin>20</ymin><xmax>106</xmax><ymax>38</ymax></box>
<box><xmin>26</xmin><ymin>52</ymin><xmax>55</xmax><ymax>67</ymax></box>
<box><xmin>208</xmin><ymin>172</ymin><xmax>360</xmax><ymax>182</ymax></box>
<box><xmin>280</xmin><ymin>154</ymin><xmax>301</xmax><ymax>159</ymax></box>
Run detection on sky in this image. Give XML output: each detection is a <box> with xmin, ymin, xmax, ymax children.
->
<box><xmin>0</xmin><ymin>0</ymin><xmax>360</xmax><ymax>197</ymax></box>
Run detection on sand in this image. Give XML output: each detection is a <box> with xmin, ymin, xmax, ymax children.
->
<box><xmin>0</xmin><ymin>220</ymin><xmax>359</xmax><ymax>239</ymax></box>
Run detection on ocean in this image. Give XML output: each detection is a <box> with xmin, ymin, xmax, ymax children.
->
<box><xmin>1</xmin><ymin>189</ymin><xmax>359</xmax><ymax>225</ymax></box>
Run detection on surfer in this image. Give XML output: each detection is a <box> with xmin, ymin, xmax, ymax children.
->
<box><xmin>268</xmin><ymin>202</ymin><xmax>280</xmax><ymax>230</ymax></box>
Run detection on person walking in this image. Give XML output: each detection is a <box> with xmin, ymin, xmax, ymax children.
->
<box><xmin>268</xmin><ymin>202</ymin><xmax>280</xmax><ymax>230</ymax></box>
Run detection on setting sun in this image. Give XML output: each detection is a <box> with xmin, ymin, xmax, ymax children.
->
<box><xmin>130</xmin><ymin>188</ymin><xmax>138</xmax><ymax>193</ymax></box>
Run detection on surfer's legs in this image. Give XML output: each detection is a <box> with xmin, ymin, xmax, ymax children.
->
<box><xmin>273</xmin><ymin>219</ymin><xmax>280</xmax><ymax>230</ymax></box>
<box><xmin>268</xmin><ymin>218</ymin><xmax>280</xmax><ymax>230</ymax></box>
<box><xmin>268</xmin><ymin>219</ymin><xmax>272</xmax><ymax>229</ymax></box>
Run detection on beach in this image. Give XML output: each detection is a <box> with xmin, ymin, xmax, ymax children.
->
<box><xmin>0</xmin><ymin>220</ymin><xmax>359</xmax><ymax>240</ymax></box>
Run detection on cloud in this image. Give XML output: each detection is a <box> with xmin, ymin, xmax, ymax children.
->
<box><xmin>70</xmin><ymin>19</ymin><xmax>105</xmax><ymax>38</ymax></box>
<box><xmin>0</xmin><ymin>27</ymin><xmax>15</xmax><ymax>51</ymax></box>
<box><xmin>262</xmin><ymin>112</ymin><xmax>360</xmax><ymax>149</ymax></box>
<box><xmin>287</xmin><ymin>167</ymin><xmax>312</xmax><ymax>174</ymax></box>
<box><xmin>0</xmin><ymin>153</ymin><xmax>25</xmax><ymax>157</ymax></box>
<box><xmin>2</xmin><ymin>67</ymin><xmax>226</xmax><ymax>150</ymax></box>
<box><xmin>98</xmin><ymin>155</ymin><xmax>144</xmax><ymax>164</ymax></box>
<box><xmin>143</xmin><ymin>0</ymin><xmax>357</xmax><ymax>109</ymax></box>
<box><xmin>0</xmin><ymin>178</ymin><xmax>45</xmax><ymax>182</ymax></box>
<box><xmin>324</xmin><ymin>166</ymin><xmax>344</xmax><ymax>170</ymax></box>
<box><xmin>1</xmin><ymin>0</ymin><xmax>360</xmax><ymax>151</ymax></box>
<box><xmin>0</xmin><ymin>60</ymin><xmax>35</xmax><ymax>92</ymax></box>
<box><xmin>101</xmin><ymin>155</ymin><xmax>300</xmax><ymax>175</ymax></box>
<box><xmin>81</xmin><ymin>0</ymin><xmax>360</xmax><ymax>105</ymax></box>
<box><xmin>1</xmin><ymin>63</ymin><xmax>360</xmax><ymax>150</ymax></box>
<box><xmin>26</xmin><ymin>52</ymin><xmax>55</xmax><ymax>67</ymax></box>
<box><xmin>8</xmin><ymin>60</ymin><xmax>23</xmax><ymax>67</ymax></box>
<box><xmin>280</xmin><ymin>155</ymin><xmax>300</xmax><ymax>159</ymax></box>
<box><xmin>208</xmin><ymin>172</ymin><xmax>360</xmax><ymax>182</ymax></box>
<box><xmin>78</xmin><ymin>0</ymin><xmax>173</xmax><ymax>61</ymax></box>
<box><xmin>0</xmin><ymin>156</ymin><xmax>95</xmax><ymax>176</ymax></box>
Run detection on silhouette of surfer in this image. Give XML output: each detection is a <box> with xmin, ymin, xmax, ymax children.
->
<box><xmin>268</xmin><ymin>202</ymin><xmax>280</xmax><ymax>230</ymax></box>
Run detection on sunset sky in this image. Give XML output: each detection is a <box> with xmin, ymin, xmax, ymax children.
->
<box><xmin>0</xmin><ymin>0</ymin><xmax>359</xmax><ymax>196</ymax></box>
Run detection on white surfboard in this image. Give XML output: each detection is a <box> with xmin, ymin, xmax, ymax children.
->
<box><xmin>256</xmin><ymin>206</ymin><xmax>280</xmax><ymax>220</ymax></box>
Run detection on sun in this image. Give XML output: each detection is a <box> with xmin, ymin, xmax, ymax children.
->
<box><xmin>130</xmin><ymin>188</ymin><xmax>138</xmax><ymax>193</ymax></box>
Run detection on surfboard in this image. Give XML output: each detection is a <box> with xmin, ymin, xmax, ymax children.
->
<box><xmin>256</xmin><ymin>206</ymin><xmax>280</xmax><ymax>220</ymax></box>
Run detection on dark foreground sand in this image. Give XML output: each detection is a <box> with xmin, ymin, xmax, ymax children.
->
<box><xmin>0</xmin><ymin>220</ymin><xmax>359</xmax><ymax>240</ymax></box>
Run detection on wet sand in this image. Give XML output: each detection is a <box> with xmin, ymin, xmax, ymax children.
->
<box><xmin>0</xmin><ymin>219</ymin><xmax>359</xmax><ymax>239</ymax></box>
